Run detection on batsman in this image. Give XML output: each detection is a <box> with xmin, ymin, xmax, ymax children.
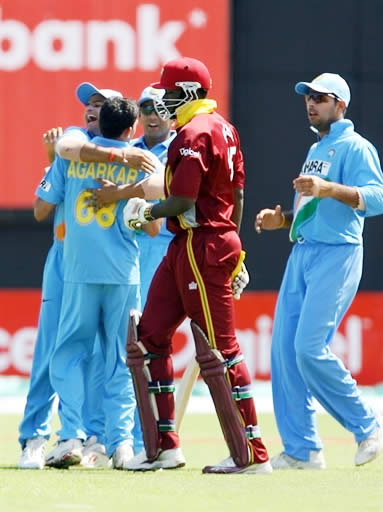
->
<box><xmin>122</xmin><ymin>57</ymin><xmax>271</xmax><ymax>474</ymax></box>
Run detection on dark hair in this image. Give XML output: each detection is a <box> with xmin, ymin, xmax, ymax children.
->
<box><xmin>99</xmin><ymin>97</ymin><xmax>139</xmax><ymax>139</ymax></box>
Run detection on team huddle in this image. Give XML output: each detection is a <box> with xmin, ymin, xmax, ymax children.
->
<box><xmin>18</xmin><ymin>59</ymin><xmax>383</xmax><ymax>474</ymax></box>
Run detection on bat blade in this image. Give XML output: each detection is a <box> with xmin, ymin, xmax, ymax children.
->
<box><xmin>175</xmin><ymin>355</ymin><xmax>200</xmax><ymax>432</ymax></box>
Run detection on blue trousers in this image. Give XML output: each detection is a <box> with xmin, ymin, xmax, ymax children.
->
<box><xmin>138</xmin><ymin>233</ymin><xmax>171</xmax><ymax>305</ymax></box>
<box><xmin>271</xmin><ymin>242</ymin><xmax>379</xmax><ymax>461</ymax></box>
<box><xmin>50</xmin><ymin>282</ymin><xmax>140</xmax><ymax>457</ymax></box>
<box><xmin>18</xmin><ymin>244</ymin><xmax>63</xmax><ymax>447</ymax></box>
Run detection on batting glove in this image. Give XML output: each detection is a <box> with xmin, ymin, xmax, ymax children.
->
<box><xmin>232</xmin><ymin>261</ymin><xmax>249</xmax><ymax>300</ymax></box>
<box><xmin>123</xmin><ymin>198</ymin><xmax>154</xmax><ymax>230</ymax></box>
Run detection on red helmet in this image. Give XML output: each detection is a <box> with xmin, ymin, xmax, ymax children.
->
<box><xmin>152</xmin><ymin>57</ymin><xmax>212</xmax><ymax>90</ymax></box>
<box><xmin>151</xmin><ymin>57</ymin><xmax>212</xmax><ymax>120</ymax></box>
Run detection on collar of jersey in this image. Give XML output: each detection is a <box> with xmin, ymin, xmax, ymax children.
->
<box><xmin>312</xmin><ymin>119</ymin><xmax>354</xmax><ymax>141</ymax></box>
<box><xmin>176</xmin><ymin>99</ymin><xmax>217</xmax><ymax>127</ymax></box>
<box><xmin>91</xmin><ymin>136</ymin><xmax>128</xmax><ymax>148</ymax></box>
<box><xmin>132</xmin><ymin>131</ymin><xmax>177</xmax><ymax>150</ymax></box>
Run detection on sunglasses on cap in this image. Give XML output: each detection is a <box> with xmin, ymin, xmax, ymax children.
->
<box><xmin>140</xmin><ymin>104</ymin><xmax>157</xmax><ymax>116</ymax></box>
<box><xmin>306</xmin><ymin>92</ymin><xmax>340</xmax><ymax>104</ymax></box>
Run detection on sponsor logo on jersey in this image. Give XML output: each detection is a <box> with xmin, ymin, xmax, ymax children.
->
<box><xmin>328</xmin><ymin>149</ymin><xmax>336</xmax><ymax>157</ymax></box>
<box><xmin>188</xmin><ymin>281</ymin><xmax>198</xmax><ymax>290</ymax></box>
<box><xmin>39</xmin><ymin>178</ymin><xmax>51</xmax><ymax>192</ymax></box>
<box><xmin>301</xmin><ymin>159</ymin><xmax>331</xmax><ymax>176</ymax></box>
<box><xmin>179</xmin><ymin>147</ymin><xmax>200</xmax><ymax>158</ymax></box>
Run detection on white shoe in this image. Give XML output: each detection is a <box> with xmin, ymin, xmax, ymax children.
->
<box><xmin>81</xmin><ymin>436</ymin><xmax>111</xmax><ymax>469</ymax></box>
<box><xmin>122</xmin><ymin>448</ymin><xmax>186</xmax><ymax>471</ymax></box>
<box><xmin>45</xmin><ymin>439</ymin><xmax>83</xmax><ymax>469</ymax></box>
<box><xmin>18</xmin><ymin>437</ymin><xmax>47</xmax><ymax>469</ymax></box>
<box><xmin>203</xmin><ymin>456</ymin><xmax>272</xmax><ymax>474</ymax></box>
<box><xmin>112</xmin><ymin>441</ymin><xmax>134</xmax><ymax>469</ymax></box>
<box><xmin>271</xmin><ymin>450</ymin><xmax>326</xmax><ymax>470</ymax></box>
<box><xmin>355</xmin><ymin>420</ymin><xmax>383</xmax><ymax>466</ymax></box>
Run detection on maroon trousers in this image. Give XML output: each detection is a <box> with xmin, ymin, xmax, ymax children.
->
<box><xmin>137</xmin><ymin>228</ymin><xmax>268</xmax><ymax>463</ymax></box>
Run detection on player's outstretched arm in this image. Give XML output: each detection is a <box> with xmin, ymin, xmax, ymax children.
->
<box><xmin>87</xmin><ymin>174</ymin><xmax>165</xmax><ymax>209</ymax></box>
<box><xmin>56</xmin><ymin>137</ymin><xmax>156</xmax><ymax>174</ymax></box>
<box><xmin>123</xmin><ymin>195</ymin><xmax>195</xmax><ymax>231</ymax></box>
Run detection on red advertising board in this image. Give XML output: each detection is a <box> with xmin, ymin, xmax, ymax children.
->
<box><xmin>1</xmin><ymin>290</ymin><xmax>382</xmax><ymax>385</ymax></box>
<box><xmin>0</xmin><ymin>0</ymin><xmax>229</xmax><ymax>207</ymax></box>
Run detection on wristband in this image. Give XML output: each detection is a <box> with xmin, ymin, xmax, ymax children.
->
<box><xmin>144</xmin><ymin>206</ymin><xmax>155</xmax><ymax>222</ymax></box>
<box><xmin>277</xmin><ymin>212</ymin><xmax>286</xmax><ymax>228</ymax></box>
<box><xmin>108</xmin><ymin>149</ymin><xmax>116</xmax><ymax>162</ymax></box>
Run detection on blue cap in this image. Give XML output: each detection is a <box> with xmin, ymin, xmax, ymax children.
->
<box><xmin>76</xmin><ymin>82</ymin><xmax>123</xmax><ymax>106</ymax></box>
<box><xmin>295</xmin><ymin>73</ymin><xmax>351</xmax><ymax>107</ymax></box>
<box><xmin>137</xmin><ymin>86</ymin><xmax>165</xmax><ymax>105</ymax></box>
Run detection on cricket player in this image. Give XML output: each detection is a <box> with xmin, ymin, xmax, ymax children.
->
<box><xmin>18</xmin><ymin>83</ymin><xmax>125</xmax><ymax>469</ymax></box>
<box><xmin>122</xmin><ymin>57</ymin><xmax>272</xmax><ymax>474</ymax></box>
<box><xmin>255</xmin><ymin>73</ymin><xmax>383</xmax><ymax>469</ymax></box>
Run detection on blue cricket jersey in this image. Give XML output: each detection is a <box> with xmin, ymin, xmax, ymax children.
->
<box><xmin>36</xmin><ymin>136</ymin><xmax>141</xmax><ymax>285</ymax></box>
<box><xmin>291</xmin><ymin>119</ymin><xmax>383</xmax><ymax>244</ymax></box>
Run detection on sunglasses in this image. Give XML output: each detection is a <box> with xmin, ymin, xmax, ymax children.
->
<box><xmin>306</xmin><ymin>93</ymin><xmax>339</xmax><ymax>104</ymax></box>
<box><xmin>140</xmin><ymin>104</ymin><xmax>157</xmax><ymax>116</ymax></box>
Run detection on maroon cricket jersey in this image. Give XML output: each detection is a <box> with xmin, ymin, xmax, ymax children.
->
<box><xmin>164</xmin><ymin>106</ymin><xmax>245</xmax><ymax>234</ymax></box>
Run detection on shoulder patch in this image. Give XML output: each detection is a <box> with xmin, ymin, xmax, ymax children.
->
<box><xmin>39</xmin><ymin>178</ymin><xmax>51</xmax><ymax>192</ymax></box>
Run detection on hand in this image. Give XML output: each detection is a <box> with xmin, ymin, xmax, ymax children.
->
<box><xmin>232</xmin><ymin>262</ymin><xmax>249</xmax><ymax>300</ymax></box>
<box><xmin>255</xmin><ymin>204</ymin><xmax>284</xmax><ymax>233</ymax></box>
<box><xmin>86</xmin><ymin>179</ymin><xmax>120</xmax><ymax>209</ymax></box>
<box><xmin>120</xmin><ymin>148</ymin><xmax>156</xmax><ymax>174</ymax></box>
<box><xmin>43</xmin><ymin>126</ymin><xmax>63</xmax><ymax>163</ymax></box>
<box><xmin>293</xmin><ymin>175</ymin><xmax>331</xmax><ymax>198</ymax></box>
<box><xmin>123</xmin><ymin>198</ymin><xmax>152</xmax><ymax>230</ymax></box>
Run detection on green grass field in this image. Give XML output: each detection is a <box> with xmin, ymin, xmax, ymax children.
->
<box><xmin>1</xmin><ymin>412</ymin><xmax>382</xmax><ymax>512</ymax></box>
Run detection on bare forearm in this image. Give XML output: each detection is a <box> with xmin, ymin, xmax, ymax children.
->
<box><xmin>326</xmin><ymin>183</ymin><xmax>361</xmax><ymax>208</ymax></box>
<box><xmin>232</xmin><ymin>187</ymin><xmax>243</xmax><ymax>232</ymax></box>
<box><xmin>80</xmin><ymin>142</ymin><xmax>117</xmax><ymax>163</ymax></box>
<box><xmin>56</xmin><ymin>137</ymin><xmax>125</xmax><ymax>163</ymax></box>
<box><xmin>293</xmin><ymin>176</ymin><xmax>361</xmax><ymax>209</ymax></box>
<box><xmin>151</xmin><ymin>196</ymin><xmax>195</xmax><ymax>219</ymax></box>
<box><xmin>88</xmin><ymin>176</ymin><xmax>163</xmax><ymax>209</ymax></box>
<box><xmin>34</xmin><ymin>198</ymin><xmax>55</xmax><ymax>221</ymax></box>
<box><xmin>115</xmin><ymin>182</ymin><xmax>145</xmax><ymax>200</ymax></box>
<box><xmin>140</xmin><ymin>174</ymin><xmax>165</xmax><ymax>200</ymax></box>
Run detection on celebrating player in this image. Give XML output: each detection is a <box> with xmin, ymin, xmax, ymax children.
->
<box><xmin>255</xmin><ymin>73</ymin><xmax>383</xmax><ymax>469</ymax></box>
<box><xmin>18</xmin><ymin>83</ymin><xmax>128</xmax><ymax>469</ymax></box>
<box><xmin>122</xmin><ymin>57</ymin><xmax>272</xmax><ymax>474</ymax></box>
